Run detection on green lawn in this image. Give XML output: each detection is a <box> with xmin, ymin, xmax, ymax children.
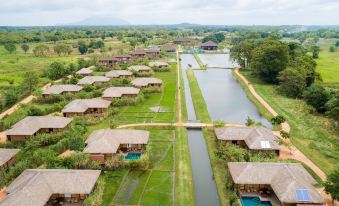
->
<box><xmin>101</xmin><ymin>170</ymin><xmax>129</xmax><ymax>206</ymax></box>
<box><xmin>316</xmin><ymin>49</ymin><xmax>339</xmax><ymax>85</ymax></box>
<box><xmin>115</xmin><ymin>64</ymin><xmax>177</xmax><ymax>124</ymax></box>
<box><xmin>140</xmin><ymin>171</ymin><xmax>174</xmax><ymax>206</ymax></box>
<box><xmin>240</xmin><ymin>70</ymin><xmax>339</xmax><ymax>174</ymax></box>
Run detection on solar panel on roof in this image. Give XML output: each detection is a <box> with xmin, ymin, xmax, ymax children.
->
<box><xmin>296</xmin><ymin>189</ymin><xmax>311</xmax><ymax>202</ymax></box>
<box><xmin>260</xmin><ymin>140</ymin><xmax>271</xmax><ymax>149</ymax></box>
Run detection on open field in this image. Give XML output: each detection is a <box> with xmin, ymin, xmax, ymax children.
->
<box><xmin>240</xmin><ymin>70</ymin><xmax>339</xmax><ymax>174</ymax></box>
<box><xmin>316</xmin><ymin>49</ymin><xmax>339</xmax><ymax>85</ymax></box>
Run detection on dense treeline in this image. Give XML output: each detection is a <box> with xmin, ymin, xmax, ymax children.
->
<box><xmin>231</xmin><ymin>38</ymin><xmax>339</xmax><ymax>122</ymax></box>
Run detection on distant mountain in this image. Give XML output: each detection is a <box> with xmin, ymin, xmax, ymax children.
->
<box><xmin>68</xmin><ymin>15</ymin><xmax>129</xmax><ymax>26</ymax></box>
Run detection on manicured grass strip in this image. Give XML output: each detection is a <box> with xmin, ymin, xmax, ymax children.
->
<box><xmin>193</xmin><ymin>53</ymin><xmax>206</xmax><ymax>69</ymax></box>
<box><xmin>140</xmin><ymin>171</ymin><xmax>174</xmax><ymax>206</ymax></box>
<box><xmin>186</xmin><ymin>69</ymin><xmax>212</xmax><ymax>123</ymax></box>
<box><xmin>102</xmin><ymin>170</ymin><xmax>129</xmax><ymax>206</ymax></box>
<box><xmin>174</xmin><ymin>127</ymin><xmax>195</xmax><ymax>206</ymax></box>
<box><xmin>240</xmin><ymin>70</ymin><xmax>339</xmax><ymax>174</ymax></box>
<box><xmin>113</xmin><ymin>170</ymin><xmax>151</xmax><ymax>205</ymax></box>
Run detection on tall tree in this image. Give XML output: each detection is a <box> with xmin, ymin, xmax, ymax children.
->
<box><xmin>230</xmin><ymin>39</ymin><xmax>255</xmax><ymax>68</ymax></box>
<box><xmin>21</xmin><ymin>72</ymin><xmax>39</xmax><ymax>93</ymax></box>
<box><xmin>310</xmin><ymin>45</ymin><xmax>320</xmax><ymax>59</ymax></box>
<box><xmin>21</xmin><ymin>44</ymin><xmax>29</xmax><ymax>54</ymax></box>
<box><xmin>278</xmin><ymin>67</ymin><xmax>307</xmax><ymax>98</ymax></box>
<box><xmin>250</xmin><ymin>39</ymin><xmax>289</xmax><ymax>83</ymax></box>
<box><xmin>4</xmin><ymin>43</ymin><xmax>16</xmax><ymax>53</ymax></box>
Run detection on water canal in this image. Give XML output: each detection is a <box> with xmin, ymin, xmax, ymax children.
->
<box><xmin>180</xmin><ymin>53</ymin><xmax>272</xmax><ymax>206</ymax></box>
<box><xmin>180</xmin><ymin>54</ymin><xmax>220</xmax><ymax>206</ymax></box>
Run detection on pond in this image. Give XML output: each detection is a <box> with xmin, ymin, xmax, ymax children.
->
<box><xmin>194</xmin><ymin>69</ymin><xmax>272</xmax><ymax>128</ymax></box>
<box><xmin>198</xmin><ymin>53</ymin><xmax>239</xmax><ymax>68</ymax></box>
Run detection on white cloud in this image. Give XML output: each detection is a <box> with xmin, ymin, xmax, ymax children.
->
<box><xmin>0</xmin><ymin>0</ymin><xmax>339</xmax><ymax>25</ymax></box>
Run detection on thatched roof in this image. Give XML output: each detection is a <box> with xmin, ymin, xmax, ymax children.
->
<box><xmin>105</xmin><ymin>70</ymin><xmax>133</xmax><ymax>78</ymax></box>
<box><xmin>0</xmin><ymin>169</ymin><xmax>101</xmax><ymax>206</ymax></box>
<box><xmin>62</xmin><ymin>99</ymin><xmax>111</xmax><ymax>113</ymax></box>
<box><xmin>102</xmin><ymin>87</ymin><xmax>140</xmax><ymax>98</ymax></box>
<box><xmin>6</xmin><ymin>116</ymin><xmax>72</xmax><ymax>136</ymax></box>
<box><xmin>99</xmin><ymin>56</ymin><xmax>119</xmax><ymax>61</ymax></box>
<box><xmin>75</xmin><ymin>66</ymin><xmax>94</xmax><ymax>75</ymax></box>
<box><xmin>201</xmin><ymin>40</ymin><xmax>218</xmax><ymax>47</ymax></box>
<box><xmin>0</xmin><ymin>149</ymin><xmax>20</xmax><ymax>166</ymax></box>
<box><xmin>228</xmin><ymin>162</ymin><xmax>324</xmax><ymax>204</ymax></box>
<box><xmin>148</xmin><ymin>61</ymin><xmax>169</xmax><ymax>68</ymax></box>
<box><xmin>77</xmin><ymin>76</ymin><xmax>110</xmax><ymax>85</ymax></box>
<box><xmin>145</xmin><ymin>48</ymin><xmax>160</xmax><ymax>53</ymax></box>
<box><xmin>128</xmin><ymin>65</ymin><xmax>151</xmax><ymax>72</ymax></box>
<box><xmin>131</xmin><ymin>78</ymin><xmax>162</xmax><ymax>87</ymax></box>
<box><xmin>130</xmin><ymin>50</ymin><xmax>146</xmax><ymax>55</ymax></box>
<box><xmin>113</xmin><ymin>54</ymin><xmax>132</xmax><ymax>58</ymax></box>
<box><xmin>215</xmin><ymin>126</ymin><xmax>280</xmax><ymax>151</ymax></box>
<box><xmin>160</xmin><ymin>44</ymin><xmax>176</xmax><ymax>52</ymax></box>
<box><xmin>84</xmin><ymin>129</ymin><xmax>149</xmax><ymax>154</ymax></box>
<box><xmin>43</xmin><ymin>84</ymin><xmax>83</xmax><ymax>95</ymax></box>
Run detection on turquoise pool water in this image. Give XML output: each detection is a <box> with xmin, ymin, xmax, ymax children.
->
<box><xmin>240</xmin><ymin>196</ymin><xmax>272</xmax><ymax>206</ymax></box>
<box><xmin>124</xmin><ymin>153</ymin><xmax>141</xmax><ymax>160</ymax></box>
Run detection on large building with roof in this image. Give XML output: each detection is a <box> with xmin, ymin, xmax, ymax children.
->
<box><xmin>0</xmin><ymin>148</ymin><xmax>20</xmax><ymax>171</ymax></box>
<box><xmin>62</xmin><ymin>99</ymin><xmax>111</xmax><ymax>117</ymax></box>
<box><xmin>228</xmin><ymin>162</ymin><xmax>324</xmax><ymax>206</ymax></box>
<box><xmin>102</xmin><ymin>87</ymin><xmax>140</xmax><ymax>100</ymax></box>
<box><xmin>105</xmin><ymin>70</ymin><xmax>133</xmax><ymax>78</ymax></box>
<box><xmin>0</xmin><ymin>169</ymin><xmax>101</xmax><ymax>206</ymax></box>
<box><xmin>77</xmin><ymin>76</ymin><xmax>110</xmax><ymax>86</ymax></box>
<box><xmin>131</xmin><ymin>77</ymin><xmax>163</xmax><ymax>88</ymax></box>
<box><xmin>215</xmin><ymin>126</ymin><xmax>280</xmax><ymax>154</ymax></box>
<box><xmin>5</xmin><ymin>116</ymin><xmax>72</xmax><ymax>142</ymax></box>
<box><xmin>75</xmin><ymin>66</ymin><xmax>94</xmax><ymax>76</ymax></box>
<box><xmin>84</xmin><ymin>129</ymin><xmax>149</xmax><ymax>163</ymax></box>
<box><xmin>201</xmin><ymin>40</ymin><xmax>218</xmax><ymax>50</ymax></box>
<box><xmin>42</xmin><ymin>84</ymin><xmax>83</xmax><ymax>97</ymax></box>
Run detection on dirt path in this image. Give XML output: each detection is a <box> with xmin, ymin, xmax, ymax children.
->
<box><xmin>234</xmin><ymin>68</ymin><xmax>290</xmax><ymax>132</ymax></box>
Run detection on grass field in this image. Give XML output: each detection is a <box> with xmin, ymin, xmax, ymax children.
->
<box><xmin>240</xmin><ymin>70</ymin><xmax>339</xmax><ymax>174</ymax></box>
<box><xmin>316</xmin><ymin>48</ymin><xmax>339</xmax><ymax>85</ymax></box>
<box><xmin>114</xmin><ymin>64</ymin><xmax>177</xmax><ymax>124</ymax></box>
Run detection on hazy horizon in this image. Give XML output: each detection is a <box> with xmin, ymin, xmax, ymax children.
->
<box><xmin>1</xmin><ymin>0</ymin><xmax>339</xmax><ymax>26</ymax></box>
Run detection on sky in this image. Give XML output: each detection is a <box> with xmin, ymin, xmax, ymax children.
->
<box><xmin>1</xmin><ymin>0</ymin><xmax>339</xmax><ymax>26</ymax></box>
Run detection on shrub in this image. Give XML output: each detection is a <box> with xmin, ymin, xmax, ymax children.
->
<box><xmin>326</xmin><ymin>93</ymin><xmax>339</xmax><ymax>121</ymax></box>
<box><xmin>280</xmin><ymin>130</ymin><xmax>290</xmax><ymax>138</ymax></box>
<box><xmin>229</xmin><ymin>192</ymin><xmax>238</xmax><ymax>205</ymax></box>
<box><xmin>246</xmin><ymin>116</ymin><xmax>255</xmax><ymax>126</ymax></box>
<box><xmin>303</xmin><ymin>84</ymin><xmax>330</xmax><ymax>113</ymax></box>
<box><xmin>69</xmin><ymin>137</ymin><xmax>85</xmax><ymax>151</ymax></box>
<box><xmin>84</xmin><ymin>178</ymin><xmax>105</xmax><ymax>206</ymax></box>
<box><xmin>83</xmin><ymin>84</ymin><xmax>95</xmax><ymax>92</ymax></box>
<box><xmin>213</xmin><ymin>119</ymin><xmax>226</xmax><ymax>128</ymax></box>
<box><xmin>270</xmin><ymin>115</ymin><xmax>286</xmax><ymax>125</ymax></box>
<box><xmin>142</xmin><ymin>86</ymin><xmax>161</xmax><ymax>94</ymax></box>
<box><xmin>153</xmin><ymin>67</ymin><xmax>170</xmax><ymax>72</ymax></box>
<box><xmin>27</xmin><ymin>105</ymin><xmax>44</xmax><ymax>116</ymax></box>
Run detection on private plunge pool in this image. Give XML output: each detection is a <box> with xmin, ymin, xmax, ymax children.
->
<box><xmin>240</xmin><ymin>196</ymin><xmax>272</xmax><ymax>206</ymax></box>
<box><xmin>124</xmin><ymin>153</ymin><xmax>142</xmax><ymax>160</ymax></box>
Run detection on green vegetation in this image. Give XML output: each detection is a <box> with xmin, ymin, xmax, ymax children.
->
<box><xmin>316</xmin><ymin>48</ymin><xmax>339</xmax><ymax>85</ymax></box>
<box><xmin>240</xmin><ymin>70</ymin><xmax>338</xmax><ymax>174</ymax></box>
<box><xmin>193</xmin><ymin>53</ymin><xmax>206</xmax><ymax>69</ymax></box>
